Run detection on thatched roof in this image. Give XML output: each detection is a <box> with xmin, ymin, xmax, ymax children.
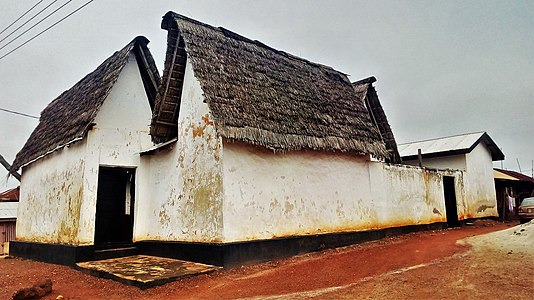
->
<box><xmin>10</xmin><ymin>36</ymin><xmax>160</xmax><ymax>172</ymax></box>
<box><xmin>151</xmin><ymin>12</ymin><xmax>389</xmax><ymax>158</ymax></box>
<box><xmin>352</xmin><ymin>77</ymin><xmax>401</xmax><ymax>163</ymax></box>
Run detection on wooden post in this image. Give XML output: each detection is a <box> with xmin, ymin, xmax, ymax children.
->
<box><xmin>417</xmin><ymin>148</ymin><xmax>423</xmax><ymax>167</ymax></box>
<box><xmin>0</xmin><ymin>154</ymin><xmax>21</xmax><ymax>181</ymax></box>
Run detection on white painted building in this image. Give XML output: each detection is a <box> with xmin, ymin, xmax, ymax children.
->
<box><xmin>9</xmin><ymin>13</ymin><xmax>503</xmax><ymax>267</ymax></box>
<box><xmin>398</xmin><ymin>132</ymin><xmax>504</xmax><ymax>219</ymax></box>
<box><xmin>9</xmin><ymin>37</ymin><xmax>161</xmax><ymax>264</ymax></box>
<box><xmin>134</xmin><ymin>13</ymin><xmax>478</xmax><ymax>266</ymax></box>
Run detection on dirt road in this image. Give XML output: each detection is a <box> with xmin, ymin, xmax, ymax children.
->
<box><xmin>1</xmin><ymin>220</ymin><xmax>532</xmax><ymax>299</ymax></box>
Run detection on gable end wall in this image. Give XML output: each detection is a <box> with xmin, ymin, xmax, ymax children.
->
<box><xmin>16</xmin><ymin>53</ymin><xmax>153</xmax><ymax>245</ymax></box>
<box><xmin>463</xmin><ymin>143</ymin><xmax>498</xmax><ymax>218</ymax></box>
<box><xmin>137</xmin><ymin>59</ymin><xmax>224</xmax><ymax>243</ymax></box>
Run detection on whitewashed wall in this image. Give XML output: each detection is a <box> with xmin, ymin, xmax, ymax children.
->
<box><xmin>17</xmin><ymin>53</ymin><xmax>152</xmax><ymax>245</ymax></box>
<box><xmin>463</xmin><ymin>143</ymin><xmax>498</xmax><ymax>218</ymax></box>
<box><xmin>81</xmin><ymin>53</ymin><xmax>153</xmax><ymax>243</ymax></box>
<box><xmin>136</xmin><ymin>60</ymin><xmax>224</xmax><ymax>243</ymax></box>
<box><xmin>403</xmin><ymin>154</ymin><xmax>466</xmax><ymax>170</ymax></box>
<box><xmin>17</xmin><ymin>142</ymin><xmax>86</xmax><ymax>244</ymax></box>
<box><xmin>368</xmin><ymin>163</ymin><xmax>463</xmax><ymax>227</ymax></box>
<box><xmin>402</xmin><ymin>144</ymin><xmax>497</xmax><ymax>219</ymax></box>
<box><xmin>221</xmin><ymin>141</ymin><xmax>462</xmax><ymax>243</ymax></box>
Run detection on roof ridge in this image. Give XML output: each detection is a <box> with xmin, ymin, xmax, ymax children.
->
<box><xmin>398</xmin><ymin>131</ymin><xmax>486</xmax><ymax>146</ymax></box>
<box><xmin>352</xmin><ymin>76</ymin><xmax>377</xmax><ymax>85</ymax></box>
<box><xmin>163</xmin><ymin>11</ymin><xmax>340</xmax><ymax>73</ymax></box>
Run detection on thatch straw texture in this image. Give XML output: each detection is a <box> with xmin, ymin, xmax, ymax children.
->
<box><xmin>352</xmin><ymin>77</ymin><xmax>401</xmax><ymax>163</ymax></box>
<box><xmin>152</xmin><ymin>12</ymin><xmax>389</xmax><ymax>158</ymax></box>
<box><xmin>11</xmin><ymin>37</ymin><xmax>160</xmax><ymax>172</ymax></box>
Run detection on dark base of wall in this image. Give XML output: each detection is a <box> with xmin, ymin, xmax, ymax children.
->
<box><xmin>10</xmin><ymin>222</ymin><xmax>449</xmax><ymax>268</ymax></box>
<box><xmin>9</xmin><ymin>241</ymin><xmax>94</xmax><ymax>265</ymax></box>
<box><xmin>137</xmin><ymin>222</ymin><xmax>447</xmax><ymax>268</ymax></box>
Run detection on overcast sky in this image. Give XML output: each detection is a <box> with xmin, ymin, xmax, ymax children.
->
<box><xmin>0</xmin><ymin>0</ymin><xmax>533</xmax><ymax>190</ymax></box>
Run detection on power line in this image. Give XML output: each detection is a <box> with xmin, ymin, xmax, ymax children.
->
<box><xmin>0</xmin><ymin>107</ymin><xmax>39</xmax><ymax>119</ymax></box>
<box><xmin>0</xmin><ymin>0</ymin><xmax>60</xmax><ymax>45</ymax></box>
<box><xmin>0</xmin><ymin>0</ymin><xmax>45</xmax><ymax>36</ymax></box>
<box><xmin>0</xmin><ymin>0</ymin><xmax>72</xmax><ymax>52</ymax></box>
<box><xmin>0</xmin><ymin>0</ymin><xmax>95</xmax><ymax>61</ymax></box>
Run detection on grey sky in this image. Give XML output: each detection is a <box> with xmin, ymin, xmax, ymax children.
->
<box><xmin>1</xmin><ymin>0</ymin><xmax>533</xmax><ymax>189</ymax></box>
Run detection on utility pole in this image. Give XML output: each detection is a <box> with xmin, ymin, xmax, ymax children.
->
<box><xmin>0</xmin><ymin>153</ymin><xmax>20</xmax><ymax>181</ymax></box>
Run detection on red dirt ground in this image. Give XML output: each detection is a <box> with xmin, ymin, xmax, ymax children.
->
<box><xmin>0</xmin><ymin>220</ymin><xmax>521</xmax><ymax>299</ymax></box>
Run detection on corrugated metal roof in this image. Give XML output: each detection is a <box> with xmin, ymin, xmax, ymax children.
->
<box><xmin>0</xmin><ymin>202</ymin><xmax>17</xmax><ymax>219</ymax></box>
<box><xmin>398</xmin><ymin>132</ymin><xmax>504</xmax><ymax>161</ymax></box>
<box><xmin>494</xmin><ymin>168</ymin><xmax>534</xmax><ymax>182</ymax></box>
<box><xmin>398</xmin><ymin>132</ymin><xmax>484</xmax><ymax>157</ymax></box>
<box><xmin>494</xmin><ymin>169</ymin><xmax>519</xmax><ymax>181</ymax></box>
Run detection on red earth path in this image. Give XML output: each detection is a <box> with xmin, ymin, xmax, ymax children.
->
<box><xmin>0</xmin><ymin>220</ymin><xmax>514</xmax><ymax>299</ymax></box>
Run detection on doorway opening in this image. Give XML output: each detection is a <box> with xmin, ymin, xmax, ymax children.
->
<box><xmin>443</xmin><ymin>176</ymin><xmax>459</xmax><ymax>227</ymax></box>
<box><xmin>94</xmin><ymin>167</ymin><xmax>135</xmax><ymax>246</ymax></box>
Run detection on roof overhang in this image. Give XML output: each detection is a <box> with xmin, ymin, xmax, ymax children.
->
<box><xmin>494</xmin><ymin>169</ymin><xmax>519</xmax><ymax>181</ymax></box>
<box><xmin>140</xmin><ymin>138</ymin><xmax>178</xmax><ymax>156</ymax></box>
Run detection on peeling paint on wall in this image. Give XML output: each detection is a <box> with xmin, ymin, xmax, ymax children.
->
<box><xmin>17</xmin><ymin>143</ymin><xmax>86</xmax><ymax>245</ymax></box>
<box><xmin>17</xmin><ymin>54</ymin><xmax>153</xmax><ymax>246</ymax></box>
<box><xmin>403</xmin><ymin>143</ymin><xmax>498</xmax><ymax>220</ymax></box>
<box><xmin>221</xmin><ymin>142</ymin><xmax>458</xmax><ymax>243</ymax></box>
<box><xmin>136</xmin><ymin>59</ymin><xmax>224</xmax><ymax>243</ymax></box>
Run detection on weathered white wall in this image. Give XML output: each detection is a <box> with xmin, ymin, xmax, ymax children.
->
<box><xmin>368</xmin><ymin>163</ymin><xmax>463</xmax><ymax>226</ymax></box>
<box><xmin>16</xmin><ymin>141</ymin><xmax>86</xmax><ymax>244</ymax></box>
<box><xmin>81</xmin><ymin>53</ymin><xmax>153</xmax><ymax>243</ymax></box>
<box><xmin>137</xmin><ymin>59</ymin><xmax>224</xmax><ymax>243</ymax></box>
<box><xmin>402</xmin><ymin>144</ymin><xmax>497</xmax><ymax>219</ymax></box>
<box><xmin>17</xmin><ymin>53</ymin><xmax>153</xmax><ymax>245</ymax></box>
<box><xmin>463</xmin><ymin>143</ymin><xmax>498</xmax><ymax>218</ymax></box>
<box><xmin>403</xmin><ymin>154</ymin><xmax>466</xmax><ymax>170</ymax></box>
<box><xmin>221</xmin><ymin>141</ymin><xmax>461</xmax><ymax>243</ymax></box>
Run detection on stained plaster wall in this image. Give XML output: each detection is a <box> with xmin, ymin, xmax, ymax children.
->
<box><xmin>463</xmin><ymin>143</ymin><xmax>498</xmax><ymax>218</ymax></box>
<box><xmin>17</xmin><ymin>142</ymin><xmax>86</xmax><ymax>244</ymax></box>
<box><xmin>402</xmin><ymin>144</ymin><xmax>497</xmax><ymax>219</ymax></box>
<box><xmin>16</xmin><ymin>53</ymin><xmax>153</xmax><ymax>245</ymax></box>
<box><xmin>81</xmin><ymin>52</ymin><xmax>153</xmax><ymax>243</ymax></box>
<box><xmin>136</xmin><ymin>60</ymin><xmax>223</xmax><ymax>243</ymax></box>
<box><xmin>403</xmin><ymin>154</ymin><xmax>466</xmax><ymax>170</ymax></box>
<box><xmin>221</xmin><ymin>142</ymin><xmax>462</xmax><ymax>243</ymax></box>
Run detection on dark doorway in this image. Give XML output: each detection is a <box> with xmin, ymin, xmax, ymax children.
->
<box><xmin>443</xmin><ymin>176</ymin><xmax>459</xmax><ymax>227</ymax></box>
<box><xmin>94</xmin><ymin>167</ymin><xmax>135</xmax><ymax>246</ymax></box>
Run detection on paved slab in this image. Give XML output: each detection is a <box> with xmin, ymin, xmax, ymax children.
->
<box><xmin>76</xmin><ymin>255</ymin><xmax>221</xmax><ymax>289</ymax></box>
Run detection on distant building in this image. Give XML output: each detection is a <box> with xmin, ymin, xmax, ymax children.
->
<box><xmin>0</xmin><ymin>187</ymin><xmax>19</xmax><ymax>255</ymax></box>
<box><xmin>398</xmin><ymin>132</ymin><xmax>505</xmax><ymax>220</ymax></box>
<box><xmin>493</xmin><ymin>168</ymin><xmax>534</xmax><ymax>219</ymax></box>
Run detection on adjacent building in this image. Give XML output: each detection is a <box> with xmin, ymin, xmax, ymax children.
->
<box><xmin>398</xmin><ymin>132</ymin><xmax>504</xmax><ymax>220</ymax></box>
<box><xmin>0</xmin><ymin>187</ymin><xmax>19</xmax><ymax>255</ymax></box>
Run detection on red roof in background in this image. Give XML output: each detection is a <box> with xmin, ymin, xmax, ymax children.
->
<box><xmin>0</xmin><ymin>186</ymin><xmax>19</xmax><ymax>201</ymax></box>
<box><xmin>494</xmin><ymin>168</ymin><xmax>534</xmax><ymax>182</ymax></box>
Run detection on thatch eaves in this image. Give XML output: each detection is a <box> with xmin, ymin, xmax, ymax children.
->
<box><xmin>352</xmin><ymin>77</ymin><xmax>401</xmax><ymax>163</ymax></box>
<box><xmin>10</xmin><ymin>36</ymin><xmax>160</xmax><ymax>172</ymax></box>
<box><xmin>151</xmin><ymin>12</ymin><xmax>389</xmax><ymax>158</ymax></box>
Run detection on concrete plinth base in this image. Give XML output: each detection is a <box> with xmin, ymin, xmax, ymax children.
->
<box><xmin>76</xmin><ymin>255</ymin><xmax>221</xmax><ymax>289</ymax></box>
